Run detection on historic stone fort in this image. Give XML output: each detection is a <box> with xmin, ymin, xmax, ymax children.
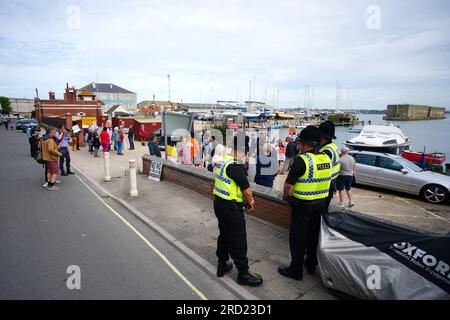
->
<box><xmin>384</xmin><ymin>104</ymin><xmax>446</xmax><ymax>121</ymax></box>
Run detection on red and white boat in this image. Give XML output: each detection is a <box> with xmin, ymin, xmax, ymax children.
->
<box><xmin>402</xmin><ymin>151</ymin><xmax>446</xmax><ymax>165</ymax></box>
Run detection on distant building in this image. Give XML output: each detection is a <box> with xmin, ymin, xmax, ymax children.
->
<box><xmin>8</xmin><ymin>98</ymin><xmax>35</xmax><ymax>116</ymax></box>
<box><xmin>79</xmin><ymin>82</ymin><xmax>137</xmax><ymax>113</ymax></box>
<box><xmin>384</xmin><ymin>104</ymin><xmax>446</xmax><ymax>121</ymax></box>
<box><xmin>105</xmin><ymin>105</ymin><xmax>132</xmax><ymax>118</ymax></box>
<box><xmin>35</xmin><ymin>83</ymin><xmax>103</xmax><ymax>125</ymax></box>
<box><xmin>177</xmin><ymin>103</ymin><xmax>231</xmax><ymax>114</ymax></box>
<box><xmin>137</xmin><ymin>100</ymin><xmax>173</xmax><ymax>116</ymax></box>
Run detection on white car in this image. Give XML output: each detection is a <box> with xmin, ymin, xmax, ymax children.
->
<box><xmin>350</xmin><ymin>150</ymin><xmax>450</xmax><ymax>204</ymax></box>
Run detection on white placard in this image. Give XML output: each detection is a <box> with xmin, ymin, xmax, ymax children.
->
<box><xmin>148</xmin><ymin>160</ymin><xmax>163</xmax><ymax>182</ymax></box>
<box><xmin>72</xmin><ymin>124</ymin><xmax>81</xmax><ymax>134</ymax></box>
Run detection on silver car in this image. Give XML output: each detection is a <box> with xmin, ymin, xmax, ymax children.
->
<box><xmin>349</xmin><ymin>150</ymin><xmax>450</xmax><ymax>204</ymax></box>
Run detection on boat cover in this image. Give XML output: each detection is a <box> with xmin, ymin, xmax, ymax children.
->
<box><xmin>318</xmin><ymin>212</ymin><xmax>450</xmax><ymax>300</ymax></box>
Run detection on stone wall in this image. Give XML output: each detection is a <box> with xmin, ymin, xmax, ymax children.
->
<box><xmin>142</xmin><ymin>155</ymin><xmax>291</xmax><ymax>227</ymax></box>
<box><xmin>385</xmin><ymin>104</ymin><xmax>446</xmax><ymax>120</ymax></box>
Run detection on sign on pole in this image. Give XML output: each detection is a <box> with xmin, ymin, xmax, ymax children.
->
<box><xmin>148</xmin><ymin>160</ymin><xmax>163</xmax><ymax>182</ymax></box>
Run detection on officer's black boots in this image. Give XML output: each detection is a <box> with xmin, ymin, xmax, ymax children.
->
<box><xmin>304</xmin><ymin>261</ymin><xmax>317</xmax><ymax>275</ymax></box>
<box><xmin>216</xmin><ymin>261</ymin><xmax>233</xmax><ymax>278</ymax></box>
<box><xmin>278</xmin><ymin>266</ymin><xmax>303</xmax><ymax>281</ymax></box>
<box><xmin>237</xmin><ymin>272</ymin><xmax>263</xmax><ymax>287</ymax></box>
<box><xmin>306</xmin><ymin>265</ymin><xmax>316</xmax><ymax>275</ymax></box>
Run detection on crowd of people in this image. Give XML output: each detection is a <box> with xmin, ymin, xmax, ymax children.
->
<box><xmin>24</xmin><ymin>118</ymin><xmax>355</xmax><ymax>208</ymax></box>
<box><xmin>164</xmin><ymin>128</ymin><xmax>355</xmax><ymax>204</ymax></box>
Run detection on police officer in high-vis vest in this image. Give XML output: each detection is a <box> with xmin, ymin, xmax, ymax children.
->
<box><xmin>212</xmin><ymin>134</ymin><xmax>263</xmax><ymax>287</ymax></box>
<box><xmin>319</xmin><ymin>121</ymin><xmax>340</xmax><ymax>213</ymax></box>
<box><xmin>279</xmin><ymin>126</ymin><xmax>332</xmax><ymax>281</ymax></box>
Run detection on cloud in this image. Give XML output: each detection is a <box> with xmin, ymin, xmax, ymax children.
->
<box><xmin>0</xmin><ymin>0</ymin><xmax>449</xmax><ymax>108</ymax></box>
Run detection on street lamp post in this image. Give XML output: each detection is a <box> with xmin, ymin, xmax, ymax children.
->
<box><xmin>167</xmin><ymin>74</ymin><xmax>171</xmax><ymax>102</ymax></box>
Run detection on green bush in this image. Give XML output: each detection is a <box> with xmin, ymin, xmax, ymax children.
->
<box><xmin>0</xmin><ymin>96</ymin><xmax>12</xmax><ymax>114</ymax></box>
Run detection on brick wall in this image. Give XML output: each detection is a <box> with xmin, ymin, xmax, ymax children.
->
<box><xmin>142</xmin><ymin>155</ymin><xmax>291</xmax><ymax>227</ymax></box>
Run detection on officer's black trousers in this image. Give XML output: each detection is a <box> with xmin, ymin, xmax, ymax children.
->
<box><xmin>324</xmin><ymin>180</ymin><xmax>336</xmax><ymax>214</ymax></box>
<box><xmin>289</xmin><ymin>199</ymin><xmax>326</xmax><ymax>275</ymax></box>
<box><xmin>214</xmin><ymin>198</ymin><xmax>249</xmax><ymax>274</ymax></box>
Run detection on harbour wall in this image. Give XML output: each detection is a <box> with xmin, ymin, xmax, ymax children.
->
<box><xmin>142</xmin><ymin>155</ymin><xmax>291</xmax><ymax>227</ymax></box>
<box><xmin>384</xmin><ymin>104</ymin><xmax>446</xmax><ymax>121</ymax></box>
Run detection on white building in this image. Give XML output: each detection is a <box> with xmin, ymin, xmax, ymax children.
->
<box><xmin>79</xmin><ymin>82</ymin><xmax>137</xmax><ymax>114</ymax></box>
<box><xmin>8</xmin><ymin>98</ymin><xmax>35</xmax><ymax>116</ymax></box>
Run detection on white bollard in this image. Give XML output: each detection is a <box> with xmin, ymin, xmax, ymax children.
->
<box><xmin>129</xmin><ymin>159</ymin><xmax>138</xmax><ymax>197</ymax></box>
<box><xmin>104</xmin><ymin>152</ymin><xmax>111</xmax><ymax>182</ymax></box>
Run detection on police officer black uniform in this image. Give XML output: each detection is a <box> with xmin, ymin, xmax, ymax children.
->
<box><xmin>278</xmin><ymin>126</ymin><xmax>332</xmax><ymax>281</ymax></box>
<box><xmin>319</xmin><ymin>121</ymin><xmax>340</xmax><ymax>213</ymax></box>
<box><xmin>212</xmin><ymin>134</ymin><xmax>263</xmax><ymax>287</ymax></box>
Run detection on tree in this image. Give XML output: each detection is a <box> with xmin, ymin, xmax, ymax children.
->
<box><xmin>0</xmin><ymin>96</ymin><xmax>12</xmax><ymax>115</ymax></box>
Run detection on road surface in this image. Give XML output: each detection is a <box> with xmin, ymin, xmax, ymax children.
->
<box><xmin>0</xmin><ymin>127</ymin><xmax>236</xmax><ymax>300</ymax></box>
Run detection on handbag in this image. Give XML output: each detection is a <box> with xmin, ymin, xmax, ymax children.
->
<box><xmin>36</xmin><ymin>149</ymin><xmax>44</xmax><ymax>165</ymax></box>
<box><xmin>35</xmin><ymin>140</ymin><xmax>45</xmax><ymax>165</ymax></box>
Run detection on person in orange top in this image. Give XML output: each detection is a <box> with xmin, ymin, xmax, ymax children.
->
<box><xmin>191</xmin><ymin>133</ymin><xmax>201</xmax><ymax>166</ymax></box>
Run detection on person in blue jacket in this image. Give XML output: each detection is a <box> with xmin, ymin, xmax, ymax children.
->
<box><xmin>254</xmin><ymin>141</ymin><xmax>278</xmax><ymax>188</ymax></box>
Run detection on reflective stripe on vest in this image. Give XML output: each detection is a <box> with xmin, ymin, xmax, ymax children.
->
<box><xmin>320</xmin><ymin>143</ymin><xmax>341</xmax><ymax>180</ymax></box>
<box><xmin>213</xmin><ymin>156</ymin><xmax>244</xmax><ymax>203</ymax></box>
<box><xmin>292</xmin><ymin>153</ymin><xmax>332</xmax><ymax>201</ymax></box>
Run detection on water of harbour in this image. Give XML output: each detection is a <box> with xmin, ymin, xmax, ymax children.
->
<box><xmin>277</xmin><ymin>114</ymin><xmax>450</xmax><ymax>159</ymax></box>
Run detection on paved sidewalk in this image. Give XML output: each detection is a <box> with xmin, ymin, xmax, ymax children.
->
<box><xmin>274</xmin><ymin>173</ymin><xmax>450</xmax><ymax>235</ymax></box>
<box><xmin>71</xmin><ymin>146</ymin><xmax>336</xmax><ymax>300</ymax></box>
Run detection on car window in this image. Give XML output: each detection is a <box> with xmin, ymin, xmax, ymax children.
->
<box><xmin>377</xmin><ymin>156</ymin><xmax>404</xmax><ymax>172</ymax></box>
<box><xmin>353</xmin><ymin>154</ymin><xmax>377</xmax><ymax>166</ymax></box>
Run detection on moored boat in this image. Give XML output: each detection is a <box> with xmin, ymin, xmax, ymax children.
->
<box><xmin>344</xmin><ymin>125</ymin><xmax>411</xmax><ymax>155</ymax></box>
<box><xmin>402</xmin><ymin>151</ymin><xmax>446</xmax><ymax>165</ymax></box>
<box><xmin>348</xmin><ymin>126</ymin><xmax>363</xmax><ymax>133</ymax></box>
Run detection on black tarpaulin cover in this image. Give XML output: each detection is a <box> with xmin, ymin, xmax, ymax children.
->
<box><xmin>318</xmin><ymin>212</ymin><xmax>450</xmax><ymax>300</ymax></box>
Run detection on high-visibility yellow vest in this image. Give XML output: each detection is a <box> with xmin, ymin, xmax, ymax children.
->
<box><xmin>320</xmin><ymin>143</ymin><xmax>340</xmax><ymax>180</ymax></box>
<box><xmin>213</xmin><ymin>156</ymin><xmax>244</xmax><ymax>203</ymax></box>
<box><xmin>292</xmin><ymin>153</ymin><xmax>332</xmax><ymax>201</ymax></box>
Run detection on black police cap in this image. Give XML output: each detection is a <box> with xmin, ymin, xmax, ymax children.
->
<box><xmin>319</xmin><ymin>120</ymin><xmax>337</xmax><ymax>140</ymax></box>
<box><xmin>296</xmin><ymin>126</ymin><xmax>321</xmax><ymax>146</ymax></box>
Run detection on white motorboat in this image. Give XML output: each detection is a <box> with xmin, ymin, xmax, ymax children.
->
<box><xmin>348</xmin><ymin>126</ymin><xmax>363</xmax><ymax>133</ymax></box>
<box><xmin>344</xmin><ymin>125</ymin><xmax>411</xmax><ymax>154</ymax></box>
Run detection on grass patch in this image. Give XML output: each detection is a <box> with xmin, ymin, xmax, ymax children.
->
<box><xmin>296</xmin><ymin>292</ymin><xmax>305</xmax><ymax>300</ymax></box>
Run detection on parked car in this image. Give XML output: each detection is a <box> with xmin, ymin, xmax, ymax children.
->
<box><xmin>350</xmin><ymin>150</ymin><xmax>450</xmax><ymax>204</ymax></box>
<box><xmin>21</xmin><ymin>120</ymin><xmax>39</xmax><ymax>132</ymax></box>
<box><xmin>16</xmin><ymin>119</ymin><xmax>38</xmax><ymax>131</ymax></box>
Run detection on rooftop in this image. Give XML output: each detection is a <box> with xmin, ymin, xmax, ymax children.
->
<box><xmin>80</xmin><ymin>82</ymin><xmax>136</xmax><ymax>95</ymax></box>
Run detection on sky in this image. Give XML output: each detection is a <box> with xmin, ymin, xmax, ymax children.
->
<box><xmin>1</xmin><ymin>0</ymin><xmax>450</xmax><ymax>109</ymax></box>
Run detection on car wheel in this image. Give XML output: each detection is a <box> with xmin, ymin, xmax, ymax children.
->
<box><xmin>421</xmin><ymin>184</ymin><xmax>449</xmax><ymax>204</ymax></box>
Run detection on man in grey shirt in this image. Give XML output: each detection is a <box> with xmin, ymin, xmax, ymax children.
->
<box><xmin>336</xmin><ymin>147</ymin><xmax>355</xmax><ymax>207</ymax></box>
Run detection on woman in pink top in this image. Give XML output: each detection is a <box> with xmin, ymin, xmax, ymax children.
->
<box><xmin>100</xmin><ymin>127</ymin><xmax>110</xmax><ymax>152</ymax></box>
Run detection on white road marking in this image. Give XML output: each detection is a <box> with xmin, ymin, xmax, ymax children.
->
<box><xmin>395</xmin><ymin>197</ymin><xmax>449</xmax><ymax>222</ymax></box>
<box><xmin>75</xmin><ymin>174</ymin><xmax>208</xmax><ymax>300</ymax></box>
